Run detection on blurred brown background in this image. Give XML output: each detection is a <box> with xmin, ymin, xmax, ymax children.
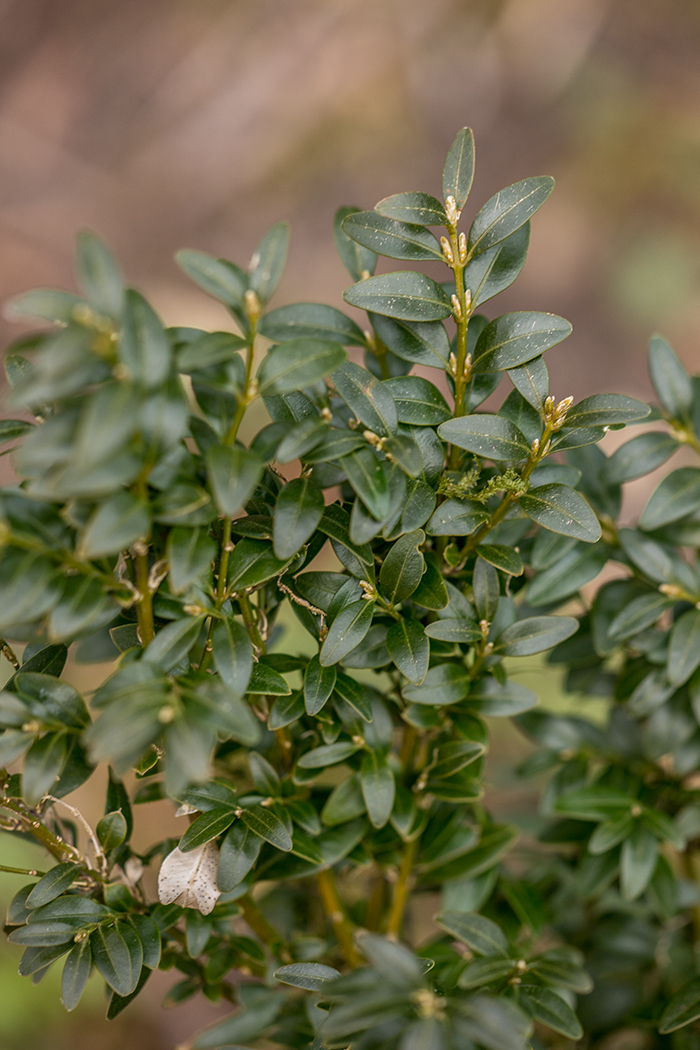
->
<box><xmin>2</xmin><ymin>0</ymin><xmax>700</xmax><ymax>1046</ymax></box>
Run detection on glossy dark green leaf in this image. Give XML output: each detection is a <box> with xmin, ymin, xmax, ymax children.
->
<box><xmin>342</xmin><ymin>211</ymin><xmax>443</xmax><ymax>261</ymax></box>
<box><xmin>247</xmin><ymin>662</ymin><xmax>291</xmax><ymax>695</ymax></box>
<box><xmin>648</xmin><ymin>333</ymin><xmax>693</xmax><ymax>420</ymax></box>
<box><xmin>659</xmin><ymin>976</ymin><xmax>700</xmax><ymax>1033</ymax></box>
<box><xmin>468</xmin><ymin>176</ymin><xmax>554</xmax><ymax>257</ymax></box>
<box><xmin>334</xmin><ymin>206</ymin><xmax>378</xmax><ymax>282</ymax></box>
<box><xmin>332</xmin><ymin>361</ymin><xmax>398</xmax><ymax>436</ymax></box>
<box><xmin>360</xmin><ymin>751</ymin><xmax>395</xmax><ymax>829</ymax></box>
<box><xmin>526</xmin><ymin>543</ymin><xmax>607</xmax><ymax>607</ymax></box>
<box><xmin>369</xmin><ymin>314</ymin><xmax>450</xmax><ymax>368</ymax></box>
<box><xmin>176</xmin><ymin>250</ymin><xmax>247</xmax><ymax>310</ymax></box>
<box><xmin>167</xmin><ymin>527</ymin><xmax>216</xmax><ymax>594</ymax></box>
<box><xmin>383</xmin><ymin>377</ymin><xmax>450</xmax><ymax>426</ymax></box>
<box><xmin>343</xmin><ymin>271</ymin><xmax>452</xmax><ymax>322</ymax></box>
<box><xmin>519</xmin><ymin>484</ymin><xmax>601</xmax><ymax>542</ymax></box>
<box><xmin>475</xmin><ymin>544</ymin><xmax>523</xmax><ymax>576</ymax></box>
<box><xmin>604</xmin><ymin>431</ymin><xmax>678</xmax><ymax>484</ymax></box>
<box><xmin>472</xmin><ymin>312</ymin><xmax>571</xmax><ymax>373</ymax></box>
<box><xmin>211</xmin><ymin>618</ymin><xmax>253</xmax><ymax>693</ymax></box>
<box><xmin>320</xmin><ymin>599</ymin><xmax>376</xmax><ymax>667</ymax></box>
<box><xmin>375</xmin><ymin>191</ymin><xmax>447</xmax><ymax>226</ymax></box>
<box><xmin>640</xmin><ymin>467</ymin><xmax>700</xmax><ymax>530</ymax></box>
<box><xmin>304</xmin><ymin>655</ymin><xmax>337</xmax><ymax>715</ymax></box>
<box><xmin>217</xmin><ymin>822</ymin><xmax>262</xmax><ymax>892</ymax></box>
<box><xmin>608</xmin><ymin>591</ymin><xmax>673</xmax><ymax>641</ymax></box>
<box><xmin>410</xmin><ymin>556</ymin><xmax>449</xmax><ymax>609</ymax></box>
<box><xmin>426</xmin><ymin>498</ymin><xmax>489</xmax><ymax>537</ymax></box>
<box><xmin>507</xmin><ymin>354</ymin><xmax>548</xmax><ymax>413</ymax></box>
<box><xmin>387</xmin><ymin>618</ymin><xmax>429</xmax><ymax>684</ymax></box>
<box><xmin>0</xmin><ymin>418</ymin><xmax>34</xmax><ymax>446</ymax></box>
<box><xmin>95</xmin><ymin>810</ymin><xmax>128</xmax><ymax>852</ymax></box>
<box><xmin>341</xmin><ymin>449</ymin><xmax>391</xmax><ymax>520</ymax></box>
<box><xmin>318</xmin><ymin>504</ymin><xmax>375</xmax><ymax>580</ymax></box>
<box><xmin>297</xmin><ymin>741</ymin><xmax>362</xmax><ymax>769</ymax></box>
<box><xmin>403</xmin><ymin>663</ymin><xmax>469</xmax><ymax>706</ymax></box>
<box><xmin>240</xmin><ymin>804</ymin><xmax>292</xmax><ymax>851</ymax></box>
<box><xmin>119</xmin><ymin>290</ymin><xmax>170</xmax><ymax>390</ymax></box>
<box><xmin>207</xmin><ymin>444</ymin><xmax>263</xmax><ymax>518</ymax></box>
<box><xmin>424</xmin><ymin>619</ymin><xmax>481</xmax><ymax>643</ymax></box>
<box><xmin>588</xmin><ymin>811</ymin><xmax>635</xmax><ymax>854</ymax></box>
<box><xmin>621</xmin><ymin>822</ymin><xmax>658</xmax><ymax>900</ymax></box>
<box><xmin>473</xmin><ymin>556</ymin><xmax>499</xmax><ymax>622</ymax></box>
<box><xmin>466</xmin><ymin>223</ymin><xmax>530</xmax><ymax>309</ymax></box>
<box><xmin>435</xmin><ymin>910</ymin><xmax>509</xmax><ymax>956</ymax></box>
<box><xmin>458</xmin><ymin>956</ymin><xmax>515</xmax><ymax>990</ymax></box>
<box><xmin>227</xmin><ymin>538</ymin><xmax>292</xmax><ymax>590</ymax></box>
<box><xmin>249</xmin><ymin>221</ymin><xmax>289</xmax><ymax>304</ymax></box>
<box><xmin>23</xmin><ymin>732</ymin><xmax>67</xmax><ymax>806</ymax></box>
<box><xmin>442</xmin><ymin>128</ymin><xmax>475</xmax><ymax>210</ymax></box>
<box><xmin>321</xmin><ymin>774</ymin><xmax>366</xmax><ymax>826</ymax></box>
<box><xmin>78</xmin><ymin>491</ymin><xmax>149</xmax><ymax>560</ymax></box>
<box><xmin>275</xmin><ymin>417</ymin><xmax>328</xmax><ymax>463</ymax></box>
<box><xmin>269</xmin><ymin>690</ymin><xmax>304</xmax><ymax>729</ymax></box>
<box><xmin>176</xmin><ymin>331</ymin><xmax>246</xmax><ymax>372</ymax></box>
<box><xmin>438</xmin><ymin>414</ymin><xmax>530</xmax><ymax>461</ymax></box>
<box><xmin>274</xmin><ymin>961</ymin><xmax>341</xmax><ymax>991</ymax></box>
<box><xmin>260</xmin><ymin>302</ymin><xmax>366</xmax><ymax>346</ymax></box>
<box><xmin>26</xmin><ymin>863</ymin><xmax>82</xmax><ymax>909</ymax></box>
<box><xmin>379</xmin><ymin>529</ymin><xmax>425</xmax><ymax>604</ymax></box>
<box><xmin>273</xmin><ymin>477</ymin><xmax>324</xmax><ymax>560</ymax></box>
<box><xmin>563</xmin><ymin>393</ymin><xmax>650</xmax><ymax>428</ymax></box>
<box><xmin>144</xmin><ymin>615</ymin><xmax>204</xmax><ymax>671</ymax></box>
<box><xmin>668</xmin><ymin>608</ymin><xmax>700</xmax><ymax>686</ymax></box>
<box><xmin>519</xmin><ymin>985</ymin><xmax>582</xmax><ymax>1040</ymax></box>
<box><xmin>257</xmin><ymin>338</ymin><xmax>346</xmax><ymax>395</ymax></box>
<box><xmin>498</xmin><ymin>616</ymin><xmax>578</xmax><ymax>657</ymax></box>
<box><xmin>61</xmin><ymin>940</ymin><xmax>92</xmax><ymax>1012</ymax></box>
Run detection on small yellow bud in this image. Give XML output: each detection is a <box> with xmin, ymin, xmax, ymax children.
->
<box><xmin>440</xmin><ymin>236</ymin><xmax>454</xmax><ymax>265</ymax></box>
<box><xmin>444</xmin><ymin>195</ymin><xmax>461</xmax><ymax>226</ymax></box>
<box><xmin>244</xmin><ymin>288</ymin><xmax>261</xmax><ymax>322</ymax></box>
<box><xmin>451</xmin><ymin>294</ymin><xmax>463</xmax><ymax>321</ymax></box>
<box><xmin>458</xmin><ymin>231</ymin><xmax>467</xmax><ymax>264</ymax></box>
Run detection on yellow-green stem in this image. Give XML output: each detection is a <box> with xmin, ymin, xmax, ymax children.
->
<box><xmin>386</xmin><ymin>835</ymin><xmax>419</xmax><ymax>939</ymax></box>
<box><xmin>238</xmin><ymin>893</ymin><xmax>290</xmax><ymax>962</ymax></box>
<box><xmin>317</xmin><ymin>868</ymin><xmax>362</xmax><ymax>967</ymax></box>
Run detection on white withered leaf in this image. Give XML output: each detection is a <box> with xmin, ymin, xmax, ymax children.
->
<box><xmin>157</xmin><ymin>840</ymin><xmax>221</xmax><ymax>915</ymax></box>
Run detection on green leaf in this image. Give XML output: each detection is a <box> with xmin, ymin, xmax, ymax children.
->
<box><xmin>227</xmin><ymin>538</ymin><xmax>292</xmax><ymax>590</ymax></box>
<box><xmin>78</xmin><ymin>492</ymin><xmax>149</xmax><ymax>559</ymax></box>
<box><xmin>668</xmin><ymin>608</ymin><xmax>700</xmax><ymax>686</ymax></box>
<box><xmin>360</xmin><ymin>750</ymin><xmax>395</xmax><ymax>829</ymax></box>
<box><xmin>554</xmin><ymin>786</ymin><xmax>636</xmax><ymax>820</ymax></box>
<box><xmin>528</xmin><ymin>953</ymin><xmax>593</xmax><ymax>994</ymax></box>
<box><xmin>7</xmin><ymin>289</ymin><xmax>86</xmax><ymax>325</ymax></box>
<box><xmin>424</xmin><ymin>619</ymin><xmax>481</xmax><ymax>643</ymax></box>
<box><xmin>257</xmin><ymin>338</ymin><xmax>346</xmax><ymax>395</ymax></box>
<box><xmin>249</xmin><ymin>221</ymin><xmax>289</xmax><ymax>303</ymax></box>
<box><xmin>176</xmin><ymin>250</ymin><xmax>247</xmax><ymax>310</ymax></box>
<box><xmin>383</xmin><ymin>431</ymin><xmax>423</xmax><ymax>478</ymax></box>
<box><xmin>466</xmin><ymin>678</ymin><xmax>536</xmax><ymax>716</ymax></box>
<box><xmin>119</xmin><ymin>290</ymin><xmax>171</xmax><ymax>390</ymax></box>
<box><xmin>320</xmin><ymin>599</ymin><xmax>376</xmax><ymax>667</ymax></box>
<box><xmin>91</xmin><ymin>921</ymin><xmax>142</xmax><ymax>997</ymax></box>
<box><xmin>332</xmin><ymin>360</ymin><xmax>398</xmax><ymax>436</ymax></box>
<box><xmin>240</xmin><ymin>804</ymin><xmax>293</xmax><ymax>851</ymax></box>
<box><xmin>176</xmin><ymin>331</ymin><xmax>246</xmax><ymax>372</ymax></box>
<box><xmin>247</xmin><ymin>662</ymin><xmax>291</xmax><ymax>695</ymax></box>
<box><xmin>180</xmin><ymin>809</ymin><xmax>237</xmax><ymax>852</ymax></box>
<box><xmin>468</xmin><ymin>176</ymin><xmax>554</xmax><ymax>256</ymax></box>
<box><xmin>129</xmin><ymin>914</ymin><xmax>160</xmax><ymax>969</ymax></box>
<box><xmin>23</xmin><ymin>732</ymin><xmax>67</xmax><ymax>806</ymax></box>
<box><xmin>383</xmin><ymin>376</ymin><xmax>450</xmax><ymax>426</ymax></box>
<box><xmin>648</xmin><ymin>333</ymin><xmax>693</xmax><ymax>420</ymax></box>
<box><xmin>426</xmin><ymin>498</ymin><xmax>489</xmax><ymax>537</ymax></box>
<box><xmin>96</xmin><ymin>810</ymin><xmax>128</xmax><ymax>851</ymax></box>
<box><xmin>604</xmin><ymin>431</ymin><xmax>678</xmax><ymax>484</ymax></box>
<box><xmin>61</xmin><ymin>940</ymin><xmax>92</xmax><ymax>1011</ymax></box>
<box><xmin>369</xmin><ymin>314</ymin><xmax>450</xmax><ymax>368</ymax></box>
<box><xmin>274</xmin><ymin>962</ymin><xmax>341</xmax><ymax>991</ymax></box>
<box><xmin>343</xmin><ymin>271</ymin><xmax>452</xmax><ymax>322</ymax></box>
<box><xmin>466</xmin><ymin>223</ymin><xmax>530</xmax><ymax>309</ymax></box>
<box><xmin>403</xmin><ymin>663</ymin><xmax>469</xmax><ymax>706</ymax></box>
<box><xmin>640</xmin><ymin>467</ymin><xmax>700</xmax><ymax>530</ymax></box>
<box><xmin>519</xmin><ymin>484</ymin><xmax>601</xmax><ymax>542</ymax></box>
<box><xmin>608</xmin><ymin>591</ymin><xmax>673</xmax><ymax>641</ymax></box>
<box><xmin>526</xmin><ymin>542</ymin><xmax>607</xmax><ymax>607</ymax></box>
<box><xmin>435</xmin><ymin>910</ymin><xmax>509</xmax><ymax>957</ymax></box>
<box><xmin>75</xmin><ymin>230</ymin><xmax>124</xmax><ymax>317</ymax></box>
<box><xmin>563</xmin><ymin>393</ymin><xmax>650</xmax><ymax>428</ymax></box>
<box><xmin>298</xmin><ymin>741</ymin><xmax>362</xmax><ymax>769</ymax></box>
<box><xmin>333</xmin><ymin>206</ymin><xmax>378</xmax><ymax>282</ymax></box>
<box><xmin>261</xmin><ymin>302</ymin><xmax>366</xmax><ymax>346</ymax></box>
<box><xmin>519</xmin><ymin>985</ymin><xmax>582</xmax><ymax>1040</ymax></box>
<box><xmin>0</xmin><ymin>418</ymin><xmax>34</xmax><ymax>446</ymax></box>
<box><xmin>211</xmin><ymin>619</ymin><xmax>253</xmax><ymax>693</ymax></box>
<box><xmin>387</xmin><ymin>618</ymin><xmax>429</xmax><ymax>684</ymax></box>
<box><xmin>273</xmin><ymin>476</ymin><xmax>324</xmax><ymax>559</ymax></box>
<box><xmin>218</xmin><ymin>822</ymin><xmax>262</xmax><ymax>891</ymax></box>
<box><xmin>341</xmin><ymin>449</ymin><xmax>391</xmax><ymax>520</ymax></box>
<box><xmin>588</xmin><ymin>811</ymin><xmax>635</xmax><ymax>854</ymax></box>
<box><xmin>422</xmin><ymin>825</ymin><xmax>518</xmax><ymax>882</ymax></box>
<box><xmin>269</xmin><ymin>690</ymin><xmax>304</xmax><ymax>729</ymax></box>
<box><xmin>144</xmin><ymin>616</ymin><xmax>204</xmax><ymax>671</ymax></box>
<box><xmin>475</xmin><ymin>544</ymin><xmax>523</xmax><ymax>576</ymax></box>
<box><xmin>472</xmin><ymin>311</ymin><xmax>571</xmax><ymax>373</ymax></box>
<box><xmin>438</xmin><ymin>414</ymin><xmax>530</xmax><ymax>461</ymax></box>
<box><xmin>659</xmin><ymin>976</ymin><xmax>700</xmax><ymax>1033</ymax></box>
<box><xmin>379</xmin><ymin>529</ymin><xmax>425</xmax><ymax>604</ymax></box>
<box><xmin>442</xmin><ymin>128</ymin><xmax>475</xmax><ymax>210</ymax></box>
<box><xmin>304</xmin><ymin>655</ymin><xmax>337</xmax><ymax>716</ymax></box>
<box><xmin>207</xmin><ymin>444</ymin><xmax>264</xmax><ymax>518</ymax></box>
<box><xmin>458</xmin><ymin>956</ymin><xmax>515</xmax><ymax>990</ymax></box>
<box><xmin>508</xmin><ymin>354</ymin><xmax>548</xmax><ymax>413</ymax></box>
<box><xmin>498</xmin><ymin>616</ymin><xmax>578</xmax><ymax>657</ymax></box>
<box><xmin>26</xmin><ymin>863</ymin><xmax>82</xmax><ymax>909</ymax></box>
<box><xmin>167</xmin><ymin>527</ymin><xmax>217</xmax><ymax>595</ymax></box>
<box><xmin>375</xmin><ymin>191</ymin><xmax>447</xmax><ymax>226</ymax></box>
<box><xmin>342</xmin><ymin>211</ymin><xmax>444</xmax><ymax>261</ymax></box>
<box><xmin>473</xmin><ymin>556</ymin><xmax>499</xmax><ymax>622</ymax></box>
<box><xmin>322</xmin><ymin>774</ymin><xmax>366</xmax><ymax>826</ymax></box>
<box><xmin>621</xmin><ymin>822</ymin><xmax>658</xmax><ymax>900</ymax></box>
<box><xmin>318</xmin><ymin>504</ymin><xmax>375</xmax><ymax>580</ymax></box>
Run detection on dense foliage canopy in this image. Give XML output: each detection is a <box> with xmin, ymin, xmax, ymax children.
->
<box><xmin>1</xmin><ymin>128</ymin><xmax>699</xmax><ymax>1049</ymax></box>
